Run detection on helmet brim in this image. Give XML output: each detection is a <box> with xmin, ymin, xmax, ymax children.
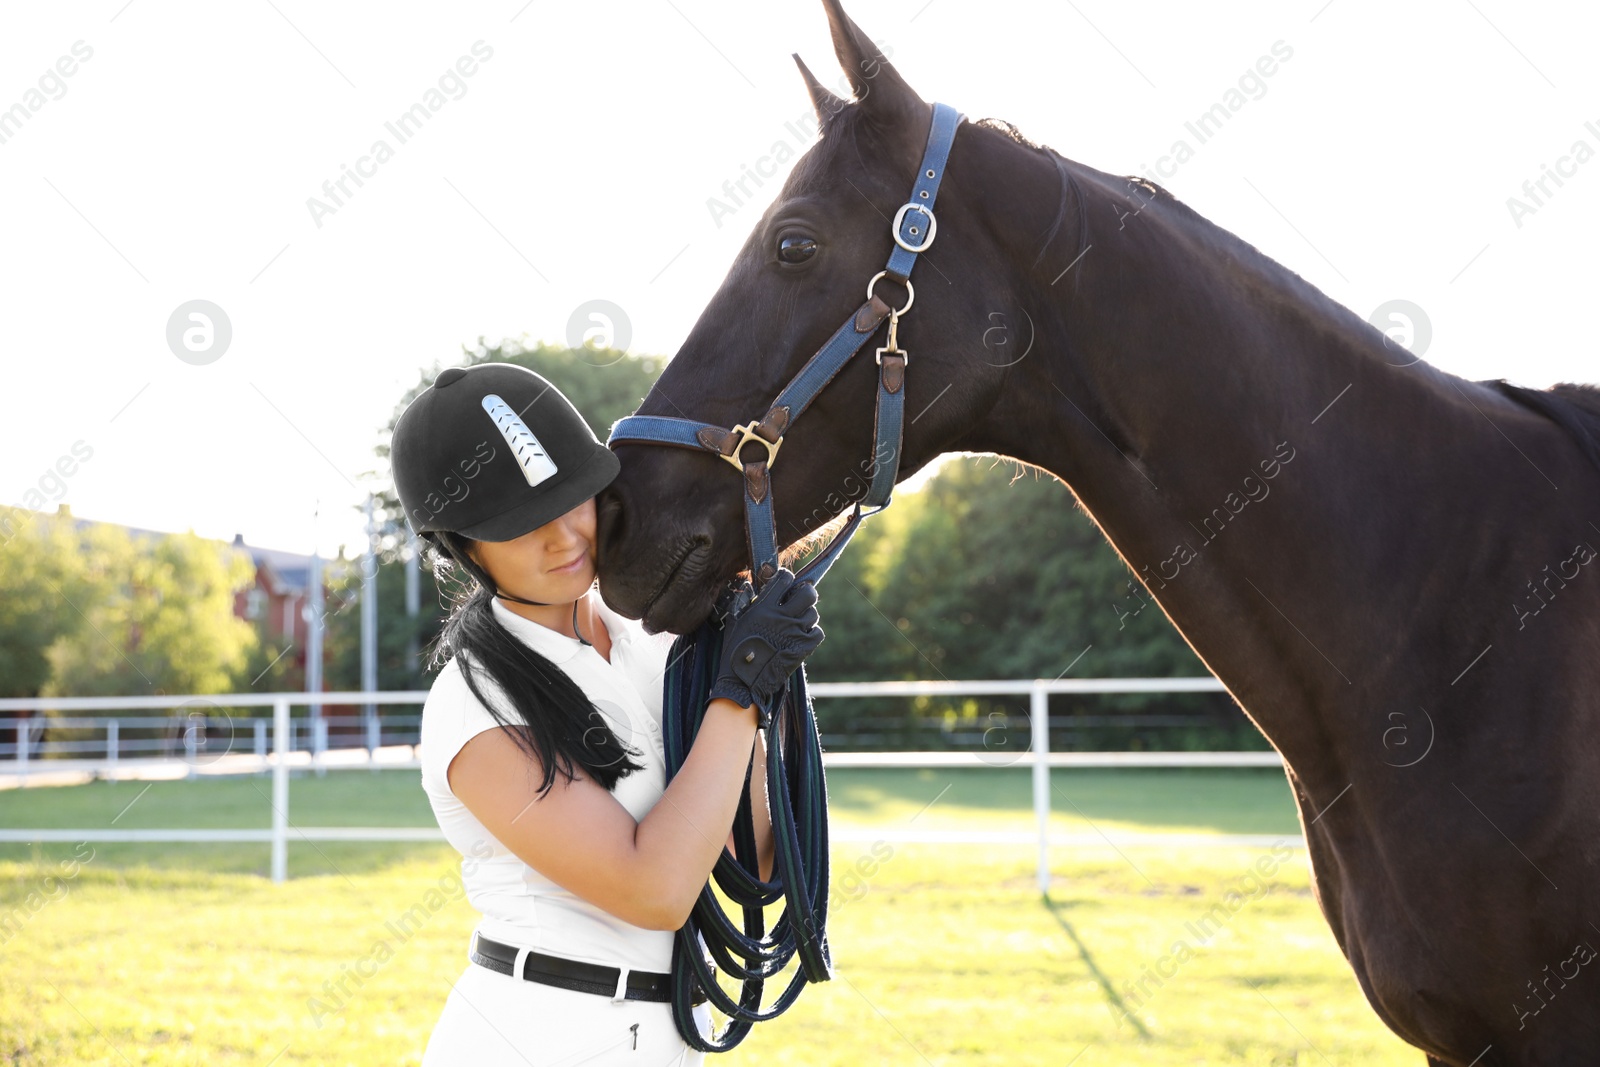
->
<box><xmin>455</xmin><ymin>441</ymin><xmax>620</xmax><ymax>542</ymax></box>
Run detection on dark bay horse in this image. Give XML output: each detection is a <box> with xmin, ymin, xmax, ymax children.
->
<box><xmin>595</xmin><ymin>2</ymin><xmax>1600</xmax><ymax>1062</ymax></box>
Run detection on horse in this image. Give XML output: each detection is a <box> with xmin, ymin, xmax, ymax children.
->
<box><xmin>595</xmin><ymin>2</ymin><xmax>1600</xmax><ymax>1062</ymax></box>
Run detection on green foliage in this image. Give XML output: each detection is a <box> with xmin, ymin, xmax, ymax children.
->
<box><xmin>321</xmin><ymin>546</ymin><xmax>449</xmax><ymax>693</ymax></box>
<box><xmin>802</xmin><ymin>456</ymin><xmax>1256</xmax><ymax>749</ymax></box>
<box><xmin>42</xmin><ymin>526</ymin><xmax>258</xmax><ymax>698</ymax></box>
<box><xmin>809</xmin><ymin>456</ymin><xmax>1207</xmax><ymax>681</ymax></box>
<box><xmin>237</xmin><ymin>616</ymin><xmax>301</xmax><ymax>696</ymax></box>
<box><xmin>0</xmin><ymin>509</ymin><xmax>89</xmax><ymax>698</ymax></box>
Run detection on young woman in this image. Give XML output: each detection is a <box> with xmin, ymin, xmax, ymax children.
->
<box><xmin>389</xmin><ymin>362</ymin><xmax>824</xmax><ymax>1065</ymax></box>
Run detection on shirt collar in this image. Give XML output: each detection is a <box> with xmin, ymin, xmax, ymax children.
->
<box><xmin>489</xmin><ymin>591</ymin><xmax>633</xmax><ymax>664</ymax></box>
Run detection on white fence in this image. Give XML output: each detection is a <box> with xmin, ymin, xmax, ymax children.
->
<box><xmin>0</xmin><ymin>679</ymin><xmax>1286</xmax><ymax>889</ymax></box>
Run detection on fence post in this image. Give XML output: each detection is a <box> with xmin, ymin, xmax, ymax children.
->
<box><xmin>17</xmin><ymin>719</ymin><xmax>28</xmax><ymax>788</ymax></box>
<box><xmin>1031</xmin><ymin>681</ymin><xmax>1051</xmax><ymax>894</ymax></box>
<box><xmin>313</xmin><ymin>717</ymin><xmax>327</xmax><ymax>778</ymax></box>
<box><xmin>107</xmin><ymin>719</ymin><xmax>119</xmax><ymax>779</ymax></box>
<box><xmin>271</xmin><ymin>697</ymin><xmax>290</xmax><ymax>884</ymax></box>
<box><xmin>183</xmin><ymin>714</ymin><xmax>199</xmax><ymax>780</ymax></box>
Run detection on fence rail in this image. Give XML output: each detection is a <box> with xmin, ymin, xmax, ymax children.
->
<box><xmin>0</xmin><ymin>680</ymin><xmax>1286</xmax><ymax>889</ymax></box>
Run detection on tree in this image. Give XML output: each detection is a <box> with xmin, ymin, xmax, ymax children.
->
<box><xmin>803</xmin><ymin>456</ymin><xmax>1257</xmax><ymax>750</ymax></box>
<box><xmin>43</xmin><ymin>526</ymin><xmax>258</xmax><ymax>698</ymax></box>
<box><xmin>321</xmin><ymin>542</ymin><xmax>449</xmax><ymax>694</ymax></box>
<box><xmin>0</xmin><ymin>508</ymin><xmax>91</xmax><ymax>699</ymax></box>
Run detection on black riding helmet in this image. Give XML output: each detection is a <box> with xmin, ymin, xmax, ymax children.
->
<box><xmin>390</xmin><ymin>362</ymin><xmax>619</xmax><ymax>606</ymax></box>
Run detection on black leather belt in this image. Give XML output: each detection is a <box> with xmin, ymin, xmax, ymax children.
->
<box><xmin>470</xmin><ymin>932</ymin><xmax>709</xmax><ymax>1005</ymax></box>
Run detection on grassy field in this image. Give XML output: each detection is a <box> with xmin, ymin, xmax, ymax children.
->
<box><xmin>0</xmin><ymin>768</ymin><xmax>1419</xmax><ymax>1065</ymax></box>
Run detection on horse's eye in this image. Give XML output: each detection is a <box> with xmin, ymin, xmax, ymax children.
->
<box><xmin>777</xmin><ymin>235</ymin><xmax>817</xmax><ymax>264</ymax></box>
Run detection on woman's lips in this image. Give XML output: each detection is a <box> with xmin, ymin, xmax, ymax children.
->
<box><xmin>550</xmin><ymin>551</ymin><xmax>588</xmax><ymax>574</ymax></box>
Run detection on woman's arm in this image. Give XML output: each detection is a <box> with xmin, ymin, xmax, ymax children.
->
<box><xmin>448</xmin><ymin>696</ymin><xmax>759</xmax><ymax>932</ymax></box>
<box><xmin>452</xmin><ymin>568</ymin><xmax>818</xmax><ymax>932</ymax></box>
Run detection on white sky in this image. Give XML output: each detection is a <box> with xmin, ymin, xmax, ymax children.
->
<box><xmin>2</xmin><ymin>0</ymin><xmax>1595</xmax><ymax>559</ymax></box>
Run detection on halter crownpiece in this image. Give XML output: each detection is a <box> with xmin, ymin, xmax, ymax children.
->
<box><xmin>608</xmin><ymin>101</ymin><xmax>964</xmax><ymax>588</ymax></box>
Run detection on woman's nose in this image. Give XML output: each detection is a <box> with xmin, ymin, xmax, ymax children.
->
<box><xmin>549</xmin><ymin>515</ymin><xmax>588</xmax><ymax>550</ymax></box>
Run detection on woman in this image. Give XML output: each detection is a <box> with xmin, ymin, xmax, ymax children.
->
<box><xmin>389</xmin><ymin>362</ymin><xmax>824</xmax><ymax>1065</ymax></box>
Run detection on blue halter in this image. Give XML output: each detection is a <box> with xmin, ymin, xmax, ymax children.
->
<box><xmin>607</xmin><ymin>101</ymin><xmax>964</xmax><ymax>589</ymax></box>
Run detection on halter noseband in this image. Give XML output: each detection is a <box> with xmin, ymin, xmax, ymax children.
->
<box><xmin>607</xmin><ymin>102</ymin><xmax>964</xmax><ymax>592</ymax></box>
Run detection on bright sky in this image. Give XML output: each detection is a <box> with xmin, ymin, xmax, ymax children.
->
<box><xmin>2</xmin><ymin>0</ymin><xmax>1595</xmax><ymax>559</ymax></box>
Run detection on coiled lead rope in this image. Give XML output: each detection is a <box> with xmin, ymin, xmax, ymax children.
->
<box><xmin>657</xmin><ymin>504</ymin><xmax>874</xmax><ymax>1051</ymax></box>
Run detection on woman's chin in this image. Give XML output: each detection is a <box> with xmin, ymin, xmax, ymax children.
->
<box><xmin>560</xmin><ymin>561</ymin><xmax>598</xmax><ymax>597</ymax></box>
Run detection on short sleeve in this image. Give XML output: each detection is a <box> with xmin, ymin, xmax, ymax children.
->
<box><xmin>419</xmin><ymin>654</ymin><xmax>516</xmax><ymax>802</ymax></box>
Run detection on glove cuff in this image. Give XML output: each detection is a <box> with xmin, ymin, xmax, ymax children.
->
<box><xmin>706</xmin><ymin>681</ymin><xmax>773</xmax><ymax>729</ymax></box>
<box><xmin>708</xmin><ymin>678</ymin><xmax>754</xmax><ymax>710</ymax></box>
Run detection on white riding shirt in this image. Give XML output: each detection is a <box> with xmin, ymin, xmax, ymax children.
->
<box><xmin>418</xmin><ymin>592</ymin><xmax>682</xmax><ymax>973</ymax></box>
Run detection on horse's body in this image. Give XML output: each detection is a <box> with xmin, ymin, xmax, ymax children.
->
<box><xmin>596</xmin><ymin>3</ymin><xmax>1600</xmax><ymax>1061</ymax></box>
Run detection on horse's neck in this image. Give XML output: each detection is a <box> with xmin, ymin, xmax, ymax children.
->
<box><xmin>965</xmin><ymin>158</ymin><xmax>1498</xmax><ymax>783</ymax></box>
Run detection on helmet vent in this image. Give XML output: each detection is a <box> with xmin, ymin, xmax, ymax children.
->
<box><xmin>481</xmin><ymin>393</ymin><xmax>560</xmax><ymax>488</ymax></box>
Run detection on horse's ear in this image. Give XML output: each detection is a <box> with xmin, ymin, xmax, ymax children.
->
<box><xmin>818</xmin><ymin>0</ymin><xmax>923</xmax><ymax>126</ymax></box>
<box><xmin>793</xmin><ymin>53</ymin><xmax>847</xmax><ymax>132</ymax></box>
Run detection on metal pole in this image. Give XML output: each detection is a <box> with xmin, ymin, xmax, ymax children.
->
<box><xmin>17</xmin><ymin>719</ymin><xmax>28</xmax><ymax>788</ymax></box>
<box><xmin>361</xmin><ymin>495</ymin><xmax>377</xmax><ymax>733</ymax></box>
<box><xmin>271</xmin><ymin>697</ymin><xmax>290</xmax><ymax>884</ymax></box>
<box><xmin>405</xmin><ymin>522</ymin><xmax>419</xmax><ymax>685</ymax></box>
<box><xmin>1031</xmin><ymin>681</ymin><xmax>1051</xmax><ymax>894</ymax></box>
<box><xmin>107</xmin><ymin>719</ymin><xmax>118</xmax><ymax>779</ymax></box>
<box><xmin>307</xmin><ymin>551</ymin><xmax>323</xmax><ymax>723</ymax></box>
<box><xmin>254</xmin><ymin>719</ymin><xmax>267</xmax><ymax>769</ymax></box>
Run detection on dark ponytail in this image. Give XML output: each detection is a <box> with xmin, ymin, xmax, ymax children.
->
<box><xmin>419</xmin><ymin>529</ymin><xmax>645</xmax><ymax>797</ymax></box>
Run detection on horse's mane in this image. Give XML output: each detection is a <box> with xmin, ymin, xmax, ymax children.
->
<box><xmin>970</xmin><ymin>118</ymin><xmax>1090</xmax><ymax>274</ymax></box>
<box><xmin>1484</xmin><ymin>379</ymin><xmax>1600</xmax><ymax>478</ymax></box>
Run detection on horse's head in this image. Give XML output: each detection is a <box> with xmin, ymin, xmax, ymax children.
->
<box><xmin>599</xmin><ymin>0</ymin><xmax>1037</xmax><ymax>633</ymax></box>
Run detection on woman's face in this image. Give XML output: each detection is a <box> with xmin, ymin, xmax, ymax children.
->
<box><xmin>467</xmin><ymin>497</ymin><xmax>598</xmax><ymax>604</ymax></box>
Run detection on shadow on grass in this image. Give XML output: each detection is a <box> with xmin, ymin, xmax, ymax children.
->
<box><xmin>1042</xmin><ymin>891</ymin><xmax>1150</xmax><ymax>1039</ymax></box>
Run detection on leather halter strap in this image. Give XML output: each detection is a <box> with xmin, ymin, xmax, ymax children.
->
<box><xmin>607</xmin><ymin>102</ymin><xmax>963</xmax><ymax>586</ymax></box>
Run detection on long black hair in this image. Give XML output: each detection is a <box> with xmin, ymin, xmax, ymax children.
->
<box><xmin>419</xmin><ymin>528</ymin><xmax>645</xmax><ymax>797</ymax></box>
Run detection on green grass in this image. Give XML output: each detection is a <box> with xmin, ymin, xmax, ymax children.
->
<box><xmin>0</xmin><ymin>769</ymin><xmax>1418</xmax><ymax>1065</ymax></box>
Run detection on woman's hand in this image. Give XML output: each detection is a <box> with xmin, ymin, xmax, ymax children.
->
<box><xmin>709</xmin><ymin>568</ymin><xmax>823</xmax><ymax>716</ymax></box>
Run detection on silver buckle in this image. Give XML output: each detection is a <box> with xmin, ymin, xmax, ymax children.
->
<box><xmin>892</xmin><ymin>202</ymin><xmax>936</xmax><ymax>252</ymax></box>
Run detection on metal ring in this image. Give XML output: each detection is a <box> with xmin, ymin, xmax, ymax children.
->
<box><xmin>891</xmin><ymin>202</ymin><xmax>936</xmax><ymax>253</ymax></box>
<box><xmin>865</xmin><ymin>271</ymin><xmax>915</xmax><ymax>316</ymax></box>
<box><xmin>720</xmin><ymin>420</ymin><xmax>782</xmax><ymax>472</ymax></box>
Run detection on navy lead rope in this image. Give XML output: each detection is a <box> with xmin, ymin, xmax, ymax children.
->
<box><xmin>616</xmin><ymin>102</ymin><xmax>963</xmax><ymax>1052</ymax></box>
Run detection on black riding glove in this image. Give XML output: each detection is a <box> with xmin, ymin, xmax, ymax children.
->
<box><xmin>709</xmin><ymin>567</ymin><xmax>823</xmax><ymax>723</ymax></box>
